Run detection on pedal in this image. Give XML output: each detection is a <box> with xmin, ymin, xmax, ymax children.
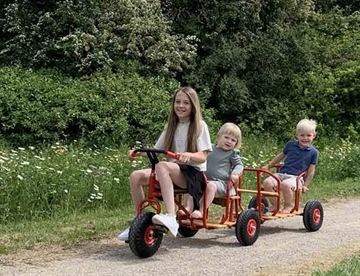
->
<box><xmin>153</xmin><ymin>224</ymin><xmax>168</xmax><ymax>235</ymax></box>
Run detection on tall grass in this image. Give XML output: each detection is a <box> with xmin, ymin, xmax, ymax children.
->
<box><xmin>1</xmin><ymin>136</ymin><xmax>360</xmax><ymax>224</ymax></box>
<box><xmin>0</xmin><ymin>141</ymin><xmax>149</xmax><ymax>223</ymax></box>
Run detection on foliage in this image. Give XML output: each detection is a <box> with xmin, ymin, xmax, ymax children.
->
<box><xmin>314</xmin><ymin>0</ymin><xmax>360</xmax><ymax>15</ymax></box>
<box><xmin>1</xmin><ymin>135</ymin><xmax>360</xmax><ymax>223</ymax></box>
<box><xmin>289</xmin><ymin>10</ymin><xmax>360</xmax><ymax>138</ymax></box>
<box><xmin>162</xmin><ymin>0</ymin><xmax>317</xmax><ymax>135</ymax></box>
<box><xmin>0</xmin><ymin>66</ymin><xmax>178</xmax><ymax>145</ymax></box>
<box><xmin>0</xmin><ymin>0</ymin><xmax>196</xmax><ymax>76</ymax></box>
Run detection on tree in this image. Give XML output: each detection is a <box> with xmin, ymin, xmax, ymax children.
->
<box><xmin>162</xmin><ymin>0</ymin><xmax>315</xmax><ymax>134</ymax></box>
<box><xmin>0</xmin><ymin>0</ymin><xmax>196</xmax><ymax>76</ymax></box>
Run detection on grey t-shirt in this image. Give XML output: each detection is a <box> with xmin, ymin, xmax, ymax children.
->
<box><xmin>154</xmin><ymin>120</ymin><xmax>212</xmax><ymax>171</ymax></box>
<box><xmin>205</xmin><ymin>144</ymin><xmax>244</xmax><ymax>182</ymax></box>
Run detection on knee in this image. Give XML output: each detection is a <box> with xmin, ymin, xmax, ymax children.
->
<box><xmin>263</xmin><ymin>179</ymin><xmax>274</xmax><ymax>190</ymax></box>
<box><xmin>207</xmin><ymin>182</ymin><xmax>217</xmax><ymax>193</ymax></box>
<box><xmin>155</xmin><ymin>161</ymin><xmax>168</xmax><ymax>175</ymax></box>
<box><xmin>129</xmin><ymin>170</ymin><xmax>143</xmax><ymax>188</ymax></box>
<box><xmin>281</xmin><ymin>182</ymin><xmax>292</xmax><ymax>192</ymax></box>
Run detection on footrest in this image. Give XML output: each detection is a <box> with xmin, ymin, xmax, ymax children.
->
<box><xmin>212</xmin><ymin>196</ymin><xmax>240</xmax><ymax>207</ymax></box>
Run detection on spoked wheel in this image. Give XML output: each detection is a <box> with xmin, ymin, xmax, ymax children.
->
<box><xmin>129</xmin><ymin>212</ymin><xmax>163</xmax><ymax>258</ymax></box>
<box><xmin>303</xmin><ymin>200</ymin><xmax>324</xmax><ymax>232</ymax></box>
<box><xmin>235</xmin><ymin>209</ymin><xmax>260</xmax><ymax>246</ymax></box>
<box><xmin>248</xmin><ymin>196</ymin><xmax>269</xmax><ymax>212</ymax></box>
<box><xmin>178</xmin><ymin>225</ymin><xmax>198</xmax><ymax>237</ymax></box>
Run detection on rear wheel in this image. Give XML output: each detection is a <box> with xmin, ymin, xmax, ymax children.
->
<box><xmin>303</xmin><ymin>201</ymin><xmax>324</xmax><ymax>232</ymax></box>
<box><xmin>248</xmin><ymin>196</ymin><xmax>269</xmax><ymax>212</ymax></box>
<box><xmin>129</xmin><ymin>212</ymin><xmax>163</xmax><ymax>258</ymax></box>
<box><xmin>235</xmin><ymin>209</ymin><xmax>260</xmax><ymax>246</ymax></box>
<box><xmin>178</xmin><ymin>225</ymin><xmax>198</xmax><ymax>237</ymax></box>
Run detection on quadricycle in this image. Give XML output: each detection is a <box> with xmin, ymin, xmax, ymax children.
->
<box><xmin>125</xmin><ymin>149</ymin><xmax>324</xmax><ymax>258</ymax></box>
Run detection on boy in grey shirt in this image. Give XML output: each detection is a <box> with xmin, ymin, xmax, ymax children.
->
<box><xmin>180</xmin><ymin>123</ymin><xmax>244</xmax><ymax>219</ymax></box>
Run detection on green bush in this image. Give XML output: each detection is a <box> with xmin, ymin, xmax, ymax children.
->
<box><xmin>0</xmin><ymin>66</ymin><xmax>178</xmax><ymax>146</ymax></box>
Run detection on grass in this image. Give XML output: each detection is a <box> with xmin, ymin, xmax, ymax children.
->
<box><xmin>1</xmin><ymin>136</ymin><xmax>360</xmax><ymax>274</ymax></box>
<box><xmin>313</xmin><ymin>254</ymin><xmax>360</xmax><ymax>276</ymax></box>
<box><xmin>0</xmin><ymin>205</ymin><xmax>134</xmax><ymax>254</ymax></box>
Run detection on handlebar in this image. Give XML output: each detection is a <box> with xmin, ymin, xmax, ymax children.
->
<box><xmin>132</xmin><ymin>148</ymin><xmax>180</xmax><ymax>160</ymax></box>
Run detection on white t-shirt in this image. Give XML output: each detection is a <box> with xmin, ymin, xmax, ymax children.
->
<box><xmin>154</xmin><ymin>120</ymin><xmax>212</xmax><ymax>171</ymax></box>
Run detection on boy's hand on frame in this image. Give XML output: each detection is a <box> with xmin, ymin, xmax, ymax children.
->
<box><xmin>302</xmin><ymin>186</ymin><xmax>309</xmax><ymax>193</ymax></box>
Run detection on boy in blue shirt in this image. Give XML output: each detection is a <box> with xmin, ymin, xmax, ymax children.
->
<box><xmin>262</xmin><ymin>119</ymin><xmax>319</xmax><ymax>214</ymax></box>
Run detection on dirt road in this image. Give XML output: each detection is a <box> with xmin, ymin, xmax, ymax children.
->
<box><xmin>1</xmin><ymin>198</ymin><xmax>359</xmax><ymax>276</ymax></box>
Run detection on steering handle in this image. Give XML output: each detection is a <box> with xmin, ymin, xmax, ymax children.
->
<box><xmin>132</xmin><ymin>148</ymin><xmax>180</xmax><ymax>160</ymax></box>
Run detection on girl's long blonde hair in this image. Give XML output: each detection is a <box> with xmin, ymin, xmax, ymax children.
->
<box><xmin>164</xmin><ymin>87</ymin><xmax>202</xmax><ymax>153</ymax></box>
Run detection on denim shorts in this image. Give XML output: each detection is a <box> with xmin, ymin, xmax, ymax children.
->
<box><xmin>212</xmin><ymin>180</ymin><xmax>236</xmax><ymax>197</ymax></box>
<box><xmin>266</xmin><ymin>173</ymin><xmax>304</xmax><ymax>191</ymax></box>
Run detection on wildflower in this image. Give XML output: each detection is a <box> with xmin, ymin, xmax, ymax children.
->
<box><xmin>17</xmin><ymin>175</ymin><xmax>24</xmax><ymax>180</ymax></box>
<box><xmin>93</xmin><ymin>184</ymin><xmax>99</xmax><ymax>191</ymax></box>
<box><xmin>21</xmin><ymin>161</ymin><xmax>30</xmax><ymax>165</ymax></box>
<box><xmin>34</xmin><ymin>156</ymin><xmax>45</xmax><ymax>161</ymax></box>
<box><xmin>64</xmin><ymin>189</ymin><xmax>68</xmax><ymax>193</ymax></box>
<box><xmin>18</xmin><ymin>147</ymin><xmax>25</xmax><ymax>151</ymax></box>
<box><xmin>29</xmin><ymin>146</ymin><xmax>35</xmax><ymax>150</ymax></box>
<box><xmin>114</xmin><ymin>178</ymin><xmax>120</xmax><ymax>183</ymax></box>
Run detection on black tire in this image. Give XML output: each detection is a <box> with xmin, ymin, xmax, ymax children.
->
<box><xmin>303</xmin><ymin>200</ymin><xmax>324</xmax><ymax>232</ymax></box>
<box><xmin>248</xmin><ymin>196</ymin><xmax>269</xmax><ymax>212</ymax></box>
<box><xmin>129</xmin><ymin>212</ymin><xmax>163</xmax><ymax>258</ymax></box>
<box><xmin>178</xmin><ymin>225</ymin><xmax>198</xmax><ymax>237</ymax></box>
<box><xmin>235</xmin><ymin>209</ymin><xmax>260</xmax><ymax>246</ymax></box>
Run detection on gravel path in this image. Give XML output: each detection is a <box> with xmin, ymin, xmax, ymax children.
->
<box><xmin>1</xmin><ymin>198</ymin><xmax>360</xmax><ymax>276</ymax></box>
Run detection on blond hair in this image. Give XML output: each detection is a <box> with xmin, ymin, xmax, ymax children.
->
<box><xmin>296</xmin><ymin>119</ymin><xmax>317</xmax><ymax>133</ymax></box>
<box><xmin>164</xmin><ymin>87</ymin><xmax>203</xmax><ymax>152</ymax></box>
<box><xmin>217</xmin><ymin>123</ymin><xmax>242</xmax><ymax>149</ymax></box>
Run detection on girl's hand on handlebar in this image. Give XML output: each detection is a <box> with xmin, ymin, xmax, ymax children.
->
<box><xmin>128</xmin><ymin>150</ymin><xmax>137</xmax><ymax>161</ymax></box>
<box><xmin>178</xmin><ymin>152</ymin><xmax>192</xmax><ymax>164</ymax></box>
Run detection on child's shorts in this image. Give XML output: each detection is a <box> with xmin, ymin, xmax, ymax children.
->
<box><xmin>212</xmin><ymin>180</ymin><xmax>236</xmax><ymax>197</ymax></box>
<box><xmin>265</xmin><ymin>173</ymin><xmax>304</xmax><ymax>191</ymax></box>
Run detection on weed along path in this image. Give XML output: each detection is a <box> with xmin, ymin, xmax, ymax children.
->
<box><xmin>1</xmin><ymin>198</ymin><xmax>360</xmax><ymax>276</ymax></box>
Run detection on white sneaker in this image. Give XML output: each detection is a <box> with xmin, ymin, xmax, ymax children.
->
<box><xmin>152</xmin><ymin>214</ymin><xmax>179</xmax><ymax>237</ymax></box>
<box><xmin>118</xmin><ymin>227</ymin><xmax>130</xmax><ymax>242</ymax></box>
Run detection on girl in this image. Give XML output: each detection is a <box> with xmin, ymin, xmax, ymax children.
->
<box><xmin>118</xmin><ymin>87</ymin><xmax>212</xmax><ymax>241</ymax></box>
<box><xmin>180</xmin><ymin>123</ymin><xmax>244</xmax><ymax>219</ymax></box>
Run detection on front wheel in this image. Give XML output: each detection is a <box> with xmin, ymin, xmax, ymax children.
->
<box><xmin>303</xmin><ymin>201</ymin><xmax>324</xmax><ymax>232</ymax></box>
<box><xmin>235</xmin><ymin>209</ymin><xmax>260</xmax><ymax>246</ymax></box>
<box><xmin>129</xmin><ymin>212</ymin><xmax>163</xmax><ymax>258</ymax></box>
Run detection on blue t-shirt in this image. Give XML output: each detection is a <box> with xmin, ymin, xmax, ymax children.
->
<box><xmin>279</xmin><ymin>140</ymin><xmax>318</xmax><ymax>176</ymax></box>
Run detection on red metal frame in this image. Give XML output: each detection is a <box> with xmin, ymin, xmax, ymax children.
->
<box><xmin>239</xmin><ymin>166</ymin><xmax>308</xmax><ymax>222</ymax></box>
<box><xmin>134</xmin><ymin>149</ymin><xmax>308</xmax><ymax>232</ymax></box>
